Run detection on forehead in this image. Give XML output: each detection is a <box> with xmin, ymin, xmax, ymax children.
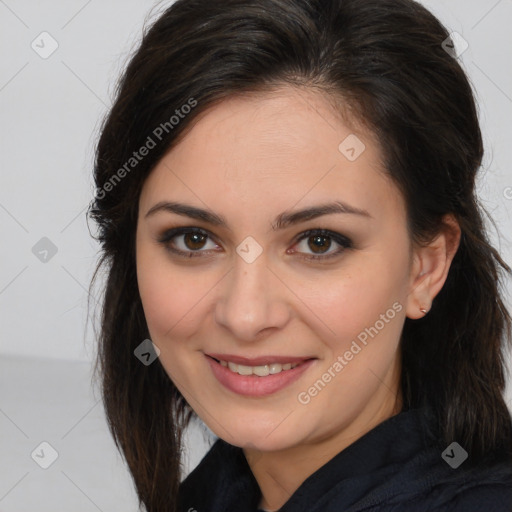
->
<box><xmin>139</xmin><ymin>86</ymin><xmax>403</xmax><ymax>226</ymax></box>
<box><xmin>171</xmin><ymin>87</ymin><xmax>368</xmax><ymax>169</ymax></box>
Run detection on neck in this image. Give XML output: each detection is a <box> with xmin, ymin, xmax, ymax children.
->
<box><xmin>248</xmin><ymin>385</ymin><xmax>403</xmax><ymax>511</ymax></box>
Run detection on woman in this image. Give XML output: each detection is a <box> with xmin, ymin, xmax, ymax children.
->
<box><xmin>88</xmin><ymin>0</ymin><xmax>512</xmax><ymax>511</ymax></box>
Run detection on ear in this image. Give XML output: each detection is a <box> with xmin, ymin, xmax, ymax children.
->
<box><xmin>405</xmin><ymin>214</ymin><xmax>461</xmax><ymax>319</ymax></box>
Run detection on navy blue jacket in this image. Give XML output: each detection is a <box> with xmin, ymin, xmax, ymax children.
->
<box><xmin>178</xmin><ymin>407</ymin><xmax>512</xmax><ymax>511</ymax></box>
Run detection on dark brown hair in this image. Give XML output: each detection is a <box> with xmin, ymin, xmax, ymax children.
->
<box><xmin>87</xmin><ymin>0</ymin><xmax>512</xmax><ymax>510</ymax></box>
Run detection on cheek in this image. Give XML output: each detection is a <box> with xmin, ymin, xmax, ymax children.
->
<box><xmin>294</xmin><ymin>256</ymin><xmax>407</xmax><ymax>421</ymax></box>
<box><xmin>136</xmin><ymin>239</ymin><xmax>203</xmax><ymax>342</ymax></box>
<box><xmin>136</xmin><ymin>220</ymin><xmax>410</xmax><ymax>351</ymax></box>
<box><xmin>294</xmin><ymin>249</ymin><xmax>408</xmax><ymax>354</ymax></box>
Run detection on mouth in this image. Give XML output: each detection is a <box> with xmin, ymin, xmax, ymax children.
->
<box><xmin>205</xmin><ymin>353</ymin><xmax>317</xmax><ymax>397</ymax></box>
<box><xmin>208</xmin><ymin>356</ymin><xmax>305</xmax><ymax>376</ymax></box>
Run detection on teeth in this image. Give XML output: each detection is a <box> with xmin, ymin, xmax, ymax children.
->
<box><xmin>254</xmin><ymin>365</ymin><xmax>270</xmax><ymax>377</ymax></box>
<box><xmin>221</xmin><ymin>360</ymin><xmax>300</xmax><ymax>376</ymax></box>
<box><xmin>237</xmin><ymin>364</ymin><xmax>253</xmax><ymax>376</ymax></box>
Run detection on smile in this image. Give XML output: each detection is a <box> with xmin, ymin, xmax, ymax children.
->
<box><xmin>216</xmin><ymin>359</ymin><xmax>301</xmax><ymax>376</ymax></box>
<box><xmin>205</xmin><ymin>354</ymin><xmax>316</xmax><ymax>397</ymax></box>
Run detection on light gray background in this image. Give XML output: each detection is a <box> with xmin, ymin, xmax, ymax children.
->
<box><xmin>1</xmin><ymin>0</ymin><xmax>511</xmax><ymax>510</ymax></box>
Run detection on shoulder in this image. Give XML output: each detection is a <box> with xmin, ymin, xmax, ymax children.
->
<box><xmin>431</xmin><ymin>460</ymin><xmax>512</xmax><ymax>512</ymax></box>
<box><xmin>178</xmin><ymin>438</ymin><xmax>260</xmax><ymax>512</ymax></box>
<box><xmin>393</xmin><ymin>457</ymin><xmax>512</xmax><ymax>512</ymax></box>
<box><xmin>449</xmin><ymin>483</ymin><xmax>512</xmax><ymax>510</ymax></box>
<box><xmin>337</xmin><ymin>433</ymin><xmax>512</xmax><ymax>512</ymax></box>
<box><xmin>179</xmin><ymin>438</ymin><xmax>231</xmax><ymax>493</ymax></box>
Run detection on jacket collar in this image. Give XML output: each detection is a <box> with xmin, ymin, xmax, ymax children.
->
<box><xmin>178</xmin><ymin>406</ymin><xmax>438</xmax><ymax>512</ymax></box>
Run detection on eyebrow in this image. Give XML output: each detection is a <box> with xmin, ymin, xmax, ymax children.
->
<box><xmin>144</xmin><ymin>200</ymin><xmax>372</xmax><ymax>231</ymax></box>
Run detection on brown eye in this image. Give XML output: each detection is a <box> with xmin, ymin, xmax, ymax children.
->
<box><xmin>182</xmin><ymin>232</ymin><xmax>208</xmax><ymax>251</ymax></box>
<box><xmin>307</xmin><ymin>234</ymin><xmax>333</xmax><ymax>254</ymax></box>
<box><xmin>158</xmin><ymin>227</ymin><xmax>219</xmax><ymax>257</ymax></box>
<box><xmin>292</xmin><ymin>229</ymin><xmax>353</xmax><ymax>261</ymax></box>
<box><xmin>158</xmin><ymin>226</ymin><xmax>352</xmax><ymax>262</ymax></box>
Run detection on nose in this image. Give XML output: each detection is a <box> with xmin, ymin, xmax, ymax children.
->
<box><xmin>214</xmin><ymin>253</ymin><xmax>291</xmax><ymax>342</ymax></box>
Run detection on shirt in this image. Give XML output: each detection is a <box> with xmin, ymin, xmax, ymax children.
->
<box><xmin>178</xmin><ymin>406</ymin><xmax>512</xmax><ymax>511</ymax></box>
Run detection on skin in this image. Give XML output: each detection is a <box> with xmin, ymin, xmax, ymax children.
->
<box><xmin>135</xmin><ymin>86</ymin><xmax>460</xmax><ymax>511</ymax></box>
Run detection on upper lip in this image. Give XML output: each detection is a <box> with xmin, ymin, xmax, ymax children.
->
<box><xmin>206</xmin><ymin>353</ymin><xmax>315</xmax><ymax>366</ymax></box>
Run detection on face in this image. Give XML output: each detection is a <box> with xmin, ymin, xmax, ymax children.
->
<box><xmin>136</xmin><ymin>86</ymin><xmax>415</xmax><ymax>452</ymax></box>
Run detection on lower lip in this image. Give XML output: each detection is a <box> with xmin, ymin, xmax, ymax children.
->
<box><xmin>206</xmin><ymin>356</ymin><xmax>316</xmax><ymax>397</ymax></box>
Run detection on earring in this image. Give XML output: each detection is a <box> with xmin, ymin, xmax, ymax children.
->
<box><xmin>419</xmin><ymin>306</ymin><xmax>428</xmax><ymax>315</ymax></box>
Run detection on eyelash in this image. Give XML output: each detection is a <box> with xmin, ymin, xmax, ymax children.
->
<box><xmin>157</xmin><ymin>227</ymin><xmax>353</xmax><ymax>262</ymax></box>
